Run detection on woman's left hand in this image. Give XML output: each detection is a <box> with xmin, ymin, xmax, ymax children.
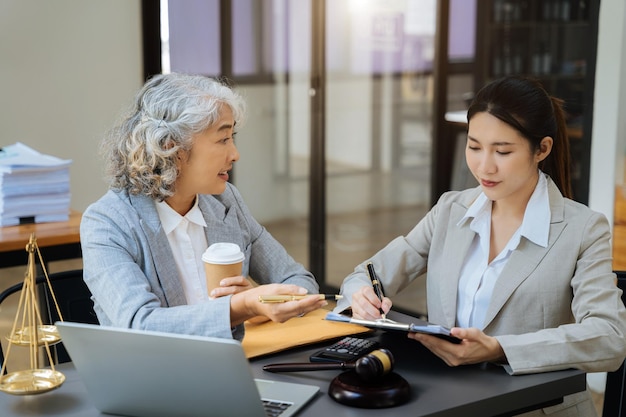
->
<box><xmin>408</xmin><ymin>327</ymin><xmax>505</xmax><ymax>366</ymax></box>
<box><xmin>209</xmin><ymin>276</ymin><xmax>255</xmax><ymax>298</ymax></box>
<box><xmin>229</xmin><ymin>284</ymin><xmax>327</xmax><ymax>326</ymax></box>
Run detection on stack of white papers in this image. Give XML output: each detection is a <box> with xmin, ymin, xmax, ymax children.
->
<box><xmin>0</xmin><ymin>142</ymin><xmax>72</xmax><ymax>226</ymax></box>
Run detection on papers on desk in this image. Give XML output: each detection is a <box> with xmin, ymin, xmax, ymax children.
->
<box><xmin>242</xmin><ymin>309</ymin><xmax>372</xmax><ymax>358</ymax></box>
<box><xmin>0</xmin><ymin>142</ymin><xmax>72</xmax><ymax>226</ymax></box>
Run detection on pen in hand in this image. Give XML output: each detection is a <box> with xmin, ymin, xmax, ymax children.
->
<box><xmin>366</xmin><ymin>262</ymin><xmax>387</xmax><ymax>320</ymax></box>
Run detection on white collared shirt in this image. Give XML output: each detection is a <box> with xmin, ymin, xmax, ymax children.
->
<box><xmin>155</xmin><ymin>197</ymin><xmax>209</xmax><ymax>304</ymax></box>
<box><xmin>455</xmin><ymin>173</ymin><xmax>551</xmax><ymax>329</ymax></box>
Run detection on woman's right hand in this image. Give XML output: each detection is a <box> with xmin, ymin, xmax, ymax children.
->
<box><xmin>350</xmin><ymin>285</ymin><xmax>393</xmax><ymax>320</ymax></box>
<box><xmin>229</xmin><ymin>284</ymin><xmax>327</xmax><ymax>326</ymax></box>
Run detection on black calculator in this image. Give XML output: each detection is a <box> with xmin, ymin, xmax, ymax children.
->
<box><xmin>309</xmin><ymin>337</ymin><xmax>380</xmax><ymax>363</ymax></box>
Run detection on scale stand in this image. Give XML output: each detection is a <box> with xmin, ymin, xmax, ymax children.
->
<box><xmin>0</xmin><ymin>233</ymin><xmax>66</xmax><ymax>395</ymax></box>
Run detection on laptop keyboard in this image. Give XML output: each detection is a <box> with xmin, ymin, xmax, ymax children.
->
<box><xmin>262</xmin><ymin>399</ymin><xmax>293</xmax><ymax>417</ymax></box>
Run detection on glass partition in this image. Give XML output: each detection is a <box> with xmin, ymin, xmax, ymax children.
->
<box><xmin>156</xmin><ymin>0</ymin><xmax>475</xmax><ymax>316</ymax></box>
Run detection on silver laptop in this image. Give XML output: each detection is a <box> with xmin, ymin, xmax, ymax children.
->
<box><xmin>56</xmin><ymin>321</ymin><xmax>319</xmax><ymax>417</ymax></box>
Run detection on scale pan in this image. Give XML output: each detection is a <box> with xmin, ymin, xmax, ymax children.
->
<box><xmin>6</xmin><ymin>325</ymin><xmax>61</xmax><ymax>346</ymax></box>
<box><xmin>0</xmin><ymin>369</ymin><xmax>65</xmax><ymax>395</ymax></box>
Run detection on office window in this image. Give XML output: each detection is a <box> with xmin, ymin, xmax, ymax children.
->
<box><xmin>163</xmin><ymin>0</ymin><xmax>291</xmax><ymax>79</ymax></box>
<box><xmin>449</xmin><ymin>0</ymin><xmax>476</xmax><ymax>62</ymax></box>
<box><xmin>161</xmin><ymin>0</ymin><xmax>473</xmax><ymax>79</ymax></box>
<box><xmin>164</xmin><ymin>0</ymin><xmax>221</xmax><ymax>75</ymax></box>
<box><xmin>154</xmin><ymin>0</ymin><xmax>477</xmax><ymax>315</ymax></box>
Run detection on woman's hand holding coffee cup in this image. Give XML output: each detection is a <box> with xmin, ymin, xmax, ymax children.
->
<box><xmin>203</xmin><ymin>244</ymin><xmax>326</xmax><ymax>326</ymax></box>
<box><xmin>209</xmin><ymin>275</ymin><xmax>255</xmax><ymax>299</ymax></box>
<box><xmin>203</xmin><ymin>242</ymin><xmax>246</xmax><ymax>298</ymax></box>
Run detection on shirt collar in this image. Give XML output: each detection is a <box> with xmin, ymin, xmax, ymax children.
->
<box><xmin>520</xmin><ymin>172</ymin><xmax>550</xmax><ymax>247</ymax></box>
<box><xmin>457</xmin><ymin>172</ymin><xmax>551</xmax><ymax>248</ymax></box>
<box><xmin>458</xmin><ymin>193</ymin><xmax>490</xmax><ymax>228</ymax></box>
<box><xmin>155</xmin><ymin>196</ymin><xmax>207</xmax><ymax>234</ymax></box>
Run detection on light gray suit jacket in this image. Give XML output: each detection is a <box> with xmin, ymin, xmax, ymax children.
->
<box><xmin>80</xmin><ymin>183</ymin><xmax>318</xmax><ymax>341</ymax></box>
<box><xmin>336</xmin><ymin>176</ymin><xmax>626</xmax><ymax>416</ymax></box>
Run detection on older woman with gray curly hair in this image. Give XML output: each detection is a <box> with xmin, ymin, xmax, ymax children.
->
<box><xmin>80</xmin><ymin>73</ymin><xmax>323</xmax><ymax>340</ymax></box>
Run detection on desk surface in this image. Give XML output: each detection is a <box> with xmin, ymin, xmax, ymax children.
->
<box><xmin>0</xmin><ymin>210</ymin><xmax>82</xmax><ymax>268</ymax></box>
<box><xmin>0</xmin><ymin>210</ymin><xmax>81</xmax><ymax>252</ymax></box>
<box><xmin>253</xmin><ymin>331</ymin><xmax>585</xmax><ymax>416</ymax></box>
<box><xmin>0</xmin><ymin>312</ymin><xmax>586</xmax><ymax>417</ymax></box>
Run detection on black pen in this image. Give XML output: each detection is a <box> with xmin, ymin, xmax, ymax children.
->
<box><xmin>366</xmin><ymin>262</ymin><xmax>387</xmax><ymax>320</ymax></box>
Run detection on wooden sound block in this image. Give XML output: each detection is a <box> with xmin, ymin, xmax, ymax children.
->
<box><xmin>328</xmin><ymin>370</ymin><xmax>412</xmax><ymax>408</ymax></box>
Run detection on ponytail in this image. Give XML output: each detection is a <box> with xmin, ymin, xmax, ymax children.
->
<box><xmin>541</xmin><ymin>97</ymin><xmax>572</xmax><ymax>199</ymax></box>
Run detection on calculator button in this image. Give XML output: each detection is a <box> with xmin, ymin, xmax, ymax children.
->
<box><xmin>309</xmin><ymin>337</ymin><xmax>381</xmax><ymax>363</ymax></box>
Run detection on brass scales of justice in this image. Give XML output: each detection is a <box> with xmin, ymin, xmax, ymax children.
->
<box><xmin>0</xmin><ymin>233</ymin><xmax>66</xmax><ymax>395</ymax></box>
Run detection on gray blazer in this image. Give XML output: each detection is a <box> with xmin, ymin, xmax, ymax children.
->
<box><xmin>336</xmin><ymin>176</ymin><xmax>626</xmax><ymax>416</ymax></box>
<box><xmin>80</xmin><ymin>183</ymin><xmax>318</xmax><ymax>340</ymax></box>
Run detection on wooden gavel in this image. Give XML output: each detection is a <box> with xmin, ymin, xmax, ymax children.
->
<box><xmin>262</xmin><ymin>349</ymin><xmax>394</xmax><ymax>382</ymax></box>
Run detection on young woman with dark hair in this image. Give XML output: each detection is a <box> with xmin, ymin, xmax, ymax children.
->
<box><xmin>335</xmin><ymin>75</ymin><xmax>626</xmax><ymax>416</ymax></box>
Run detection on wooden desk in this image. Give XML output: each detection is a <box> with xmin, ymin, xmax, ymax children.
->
<box><xmin>0</xmin><ymin>210</ymin><xmax>82</xmax><ymax>268</ymax></box>
<box><xmin>0</xmin><ymin>311</ymin><xmax>586</xmax><ymax>417</ymax></box>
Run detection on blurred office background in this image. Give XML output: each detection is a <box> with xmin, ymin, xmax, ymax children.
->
<box><xmin>149</xmin><ymin>0</ymin><xmax>478</xmax><ymax>314</ymax></box>
<box><xmin>1</xmin><ymin>0</ymin><xmax>625</xmax><ymax>326</ymax></box>
<box><xmin>1</xmin><ymin>2</ymin><xmax>625</xmax><ymax>410</ymax></box>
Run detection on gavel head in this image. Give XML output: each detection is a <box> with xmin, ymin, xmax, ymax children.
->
<box><xmin>353</xmin><ymin>348</ymin><xmax>394</xmax><ymax>382</ymax></box>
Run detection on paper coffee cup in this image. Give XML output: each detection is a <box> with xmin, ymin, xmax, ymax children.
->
<box><xmin>202</xmin><ymin>243</ymin><xmax>245</xmax><ymax>294</ymax></box>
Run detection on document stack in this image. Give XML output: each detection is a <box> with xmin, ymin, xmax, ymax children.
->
<box><xmin>0</xmin><ymin>142</ymin><xmax>72</xmax><ymax>226</ymax></box>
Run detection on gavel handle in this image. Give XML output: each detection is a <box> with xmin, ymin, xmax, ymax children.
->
<box><xmin>263</xmin><ymin>362</ymin><xmax>353</xmax><ymax>373</ymax></box>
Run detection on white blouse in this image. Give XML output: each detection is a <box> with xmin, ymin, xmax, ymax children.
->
<box><xmin>455</xmin><ymin>173</ymin><xmax>551</xmax><ymax>329</ymax></box>
<box><xmin>156</xmin><ymin>197</ymin><xmax>209</xmax><ymax>304</ymax></box>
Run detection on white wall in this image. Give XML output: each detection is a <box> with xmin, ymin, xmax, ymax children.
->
<box><xmin>584</xmin><ymin>0</ymin><xmax>626</xmax><ymax>394</ymax></box>
<box><xmin>0</xmin><ymin>0</ymin><xmax>143</xmax><ymax>212</ymax></box>
<box><xmin>589</xmin><ymin>0</ymin><xmax>626</xmax><ymax>224</ymax></box>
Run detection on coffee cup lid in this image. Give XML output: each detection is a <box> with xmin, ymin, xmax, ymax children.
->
<box><xmin>202</xmin><ymin>242</ymin><xmax>245</xmax><ymax>264</ymax></box>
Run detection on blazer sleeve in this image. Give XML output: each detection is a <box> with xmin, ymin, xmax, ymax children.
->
<box><xmin>81</xmin><ymin>192</ymin><xmax>240</xmax><ymax>340</ymax></box>
<box><xmin>496</xmin><ymin>210</ymin><xmax>626</xmax><ymax>375</ymax></box>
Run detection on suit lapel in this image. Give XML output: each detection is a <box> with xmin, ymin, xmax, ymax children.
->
<box><xmin>127</xmin><ymin>192</ymin><xmax>244</xmax><ymax>307</ymax></box>
<box><xmin>482</xmin><ymin>179</ymin><xmax>566</xmax><ymax>328</ymax></box>
<box><xmin>198</xmin><ymin>195</ymin><xmax>243</xmax><ymax>247</ymax></box>
<box><xmin>130</xmin><ymin>195</ymin><xmax>187</xmax><ymax>307</ymax></box>
<box><xmin>438</xmin><ymin>200</ymin><xmax>478</xmax><ymax>328</ymax></box>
